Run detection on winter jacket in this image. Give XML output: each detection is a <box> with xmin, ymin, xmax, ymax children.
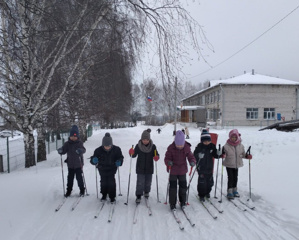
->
<box><xmin>60</xmin><ymin>138</ymin><xmax>86</xmax><ymax>169</ymax></box>
<box><xmin>193</xmin><ymin>142</ymin><xmax>218</xmax><ymax>174</ymax></box>
<box><xmin>132</xmin><ymin>143</ymin><xmax>159</xmax><ymax>174</ymax></box>
<box><xmin>164</xmin><ymin>141</ymin><xmax>196</xmax><ymax>175</ymax></box>
<box><xmin>223</xmin><ymin>142</ymin><xmax>246</xmax><ymax>168</ymax></box>
<box><xmin>91</xmin><ymin>145</ymin><xmax>124</xmax><ymax>176</ymax></box>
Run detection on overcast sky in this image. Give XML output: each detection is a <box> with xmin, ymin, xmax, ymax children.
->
<box><xmin>134</xmin><ymin>1</ymin><xmax>299</xmax><ymax>85</ymax></box>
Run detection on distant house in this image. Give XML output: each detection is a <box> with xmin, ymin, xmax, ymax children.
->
<box><xmin>181</xmin><ymin>72</ymin><xmax>299</xmax><ymax>127</ymax></box>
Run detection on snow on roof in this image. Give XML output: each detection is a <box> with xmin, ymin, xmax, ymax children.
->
<box><xmin>209</xmin><ymin>73</ymin><xmax>299</xmax><ymax>87</ymax></box>
<box><xmin>177</xmin><ymin>105</ymin><xmax>205</xmax><ymax>110</ymax></box>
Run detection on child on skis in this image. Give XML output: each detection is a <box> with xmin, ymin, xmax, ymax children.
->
<box><xmin>58</xmin><ymin>125</ymin><xmax>86</xmax><ymax>197</ymax></box>
<box><xmin>90</xmin><ymin>133</ymin><xmax>124</xmax><ymax>203</ymax></box>
<box><xmin>164</xmin><ymin>130</ymin><xmax>196</xmax><ymax>210</ymax></box>
<box><xmin>193</xmin><ymin>129</ymin><xmax>220</xmax><ymax>201</ymax></box>
<box><xmin>129</xmin><ymin>129</ymin><xmax>159</xmax><ymax>203</ymax></box>
<box><xmin>222</xmin><ymin>129</ymin><xmax>252</xmax><ymax>199</ymax></box>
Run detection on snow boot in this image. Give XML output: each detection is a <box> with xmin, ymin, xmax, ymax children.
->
<box><xmin>205</xmin><ymin>193</ymin><xmax>210</xmax><ymax>199</ymax></box>
<box><xmin>110</xmin><ymin>198</ymin><xmax>115</xmax><ymax>203</ymax></box>
<box><xmin>233</xmin><ymin>187</ymin><xmax>240</xmax><ymax>197</ymax></box>
<box><xmin>144</xmin><ymin>192</ymin><xmax>149</xmax><ymax>198</ymax></box>
<box><xmin>170</xmin><ymin>204</ymin><xmax>176</xmax><ymax>210</ymax></box>
<box><xmin>79</xmin><ymin>188</ymin><xmax>85</xmax><ymax>197</ymax></box>
<box><xmin>227</xmin><ymin>188</ymin><xmax>234</xmax><ymax>199</ymax></box>
<box><xmin>180</xmin><ymin>202</ymin><xmax>186</xmax><ymax>209</ymax></box>
<box><xmin>135</xmin><ymin>195</ymin><xmax>141</xmax><ymax>204</ymax></box>
<box><xmin>101</xmin><ymin>194</ymin><xmax>107</xmax><ymax>201</ymax></box>
<box><xmin>65</xmin><ymin>189</ymin><xmax>72</xmax><ymax>198</ymax></box>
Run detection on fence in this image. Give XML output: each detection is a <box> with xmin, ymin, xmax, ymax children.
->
<box><xmin>0</xmin><ymin>128</ymin><xmax>93</xmax><ymax>173</ymax></box>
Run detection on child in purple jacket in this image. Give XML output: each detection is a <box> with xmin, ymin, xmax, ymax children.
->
<box><xmin>164</xmin><ymin>130</ymin><xmax>196</xmax><ymax>210</ymax></box>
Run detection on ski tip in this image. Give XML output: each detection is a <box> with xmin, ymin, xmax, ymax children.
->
<box><xmin>192</xmin><ymin>223</ymin><xmax>195</xmax><ymax>227</ymax></box>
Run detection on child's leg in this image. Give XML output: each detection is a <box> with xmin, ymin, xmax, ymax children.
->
<box><xmin>144</xmin><ymin>174</ymin><xmax>153</xmax><ymax>195</ymax></box>
<box><xmin>67</xmin><ymin>168</ymin><xmax>75</xmax><ymax>192</ymax></box>
<box><xmin>75</xmin><ymin>168</ymin><xmax>84</xmax><ymax>190</ymax></box>
<box><xmin>178</xmin><ymin>174</ymin><xmax>187</xmax><ymax>205</ymax></box>
<box><xmin>135</xmin><ymin>174</ymin><xmax>146</xmax><ymax>197</ymax></box>
<box><xmin>206</xmin><ymin>173</ymin><xmax>214</xmax><ymax>196</ymax></box>
<box><xmin>100</xmin><ymin>173</ymin><xmax>108</xmax><ymax>197</ymax></box>
<box><xmin>197</xmin><ymin>173</ymin><xmax>206</xmax><ymax>198</ymax></box>
<box><xmin>107</xmin><ymin>174</ymin><xmax>116</xmax><ymax>201</ymax></box>
<box><xmin>169</xmin><ymin>175</ymin><xmax>178</xmax><ymax>206</ymax></box>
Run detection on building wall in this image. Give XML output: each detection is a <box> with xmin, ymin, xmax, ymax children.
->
<box><xmin>182</xmin><ymin>84</ymin><xmax>299</xmax><ymax>126</ymax></box>
<box><xmin>222</xmin><ymin>84</ymin><xmax>297</xmax><ymax>126</ymax></box>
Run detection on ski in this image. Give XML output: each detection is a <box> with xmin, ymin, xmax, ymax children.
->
<box><xmin>172</xmin><ymin>209</ymin><xmax>184</xmax><ymax>230</ymax></box>
<box><xmin>221</xmin><ymin>193</ymin><xmax>246</xmax><ymax>211</ymax></box>
<box><xmin>196</xmin><ymin>196</ymin><xmax>217</xmax><ymax>219</ymax></box>
<box><xmin>94</xmin><ymin>200</ymin><xmax>106</xmax><ymax>218</ymax></box>
<box><xmin>108</xmin><ymin>202</ymin><xmax>116</xmax><ymax>223</ymax></box>
<box><xmin>181</xmin><ymin>207</ymin><xmax>195</xmax><ymax>227</ymax></box>
<box><xmin>71</xmin><ymin>196</ymin><xmax>83</xmax><ymax>211</ymax></box>
<box><xmin>238</xmin><ymin>198</ymin><xmax>255</xmax><ymax>210</ymax></box>
<box><xmin>55</xmin><ymin>197</ymin><xmax>67</xmax><ymax>212</ymax></box>
<box><xmin>205</xmin><ymin>198</ymin><xmax>224</xmax><ymax>213</ymax></box>
<box><xmin>133</xmin><ymin>203</ymin><xmax>140</xmax><ymax>224</ymax></box>
<box><xmin>144</xmin><ymin>197</ymin><xmax>152</xmax><ymax>216</ymax></box>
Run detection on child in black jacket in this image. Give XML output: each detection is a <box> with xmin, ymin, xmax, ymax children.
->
<box><xmin>90</xmin><ymin>133</ymin><xmax>124</xmax><ymax>203</ymax></box>
<box><xmin>193</xmin><ymin>130</ymin><xmax>220</xmax><ymax>201</ymax></box>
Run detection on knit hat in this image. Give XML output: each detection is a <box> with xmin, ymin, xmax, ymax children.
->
<box><xmin>141</xmin><ymin>129</ymin><xmax>151</xmax><ymax>140</ymax></box>
<box><xmin>70</xmin><ymin>125</ymin><xmax>79</xmax><ymax>137</ymax></box>
<box><xmin>102</xmin><ymin>132</ymin><xmax>113</xmax><ymax>146</ymax></box>
<box><xmin>201</xmin><ymin>129</ymin><xmax>211</xmax><ymax>142</ymax></box>
<box><xmin>175</xmin><ymin>130</ymin><xmax>185</xmax><ymax>146</ymax></box>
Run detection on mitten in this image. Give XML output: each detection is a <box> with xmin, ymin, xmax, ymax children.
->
<box><xmin>57</xmin><ymin>148</ymin><xmax>63</xmax><ymax>154</ymax></box>
<box><xmin>198</xmin><ymin>153</ymin><xmax>204</xmax><ymax>159</ymax></box>
<box><xmin>76</xmin><ymin>149</ymin><xmax>82</xmax><ymax>155</ymax></box>
<box><xmin>90</xmin><ymin>157</ymin><xmax>99</xmax><ymax>165</ymax></box>
<box><xmin>246</xmin><ymin>154</ymin><xmax>252</xmax><ymax>160</ymax></box>
<box><xmin>221</xmin><ymin>154</ymin><xmax>226</xmax><ymax>159</ymax></box>
<box><xmin>168</xmin><ymin>161</ymin><xmax>173</xmax><ymax>166</ymax></box>
<box><xmin>129</xmin><ymin>148</ymin><xmax>134</xmax><ymax>156</ymax></box>
<box><xmin>216</xmin><ymin>149</ymin><xmax>222</xmax><ymax>157</ymax></box>
<box><xmin>153</xmin><ymin>155</ymin><xmax>159</xmax><ymax>161</ymax></box>
<box><xmin>115</xmin><ymin>160</ymin><xmax>122</xmax><ymax>167</ymax></box>
<box><xmin>190</xmin><ymin>161</ymin><xmax>195</xmax><ymax>167</ymax></box>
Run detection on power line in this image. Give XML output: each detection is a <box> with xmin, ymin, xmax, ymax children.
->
<box><xmin>189</xmin><ymin>4</ymin><xmax>299</xmax><ymax>79</ymax></box>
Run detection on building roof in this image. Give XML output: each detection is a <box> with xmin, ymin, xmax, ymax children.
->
<box><xmin>209</xmin><ymin>73</ymin><xmax>299</xmax><ymax>87</ymax></box>
<box><xmin>182</xmin><ymin>73</ymin><xmax>299</xmax><ymax>101</ymax></box>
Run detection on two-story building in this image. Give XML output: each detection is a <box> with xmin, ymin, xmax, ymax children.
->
<box><xmin>181</xmin><ymin>72</ymin><xmax>299</xmax><ymax>127</ymax></box>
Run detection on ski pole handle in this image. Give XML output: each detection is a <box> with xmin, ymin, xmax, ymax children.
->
<box><xmin>154</xmin><ymin>150</ymin><xmax>157</xmax><ymax>156</ymax></box>
<box><xmin>246</xmin><ymin>146</ymin><xmax>251</xmax><ymax>155</ymax></box>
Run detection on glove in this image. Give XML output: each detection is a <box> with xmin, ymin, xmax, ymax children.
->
<box><xmin>76</xmin><ymin>149</ymin><xmax>82</xmax><ymax>155</ymax></box>
<box><xmin>246</xmin><ymin>154</ymin><xmax>252</xmax><ymax>160</ymax></box>
<box><xmin>167</xmin><ymin>161</ymin><xmax>173</xmax><ymax>166</ymax></box>
<box><xmin>217</xmin><ymin>149</ymin><xmax>222</xmax><ymax>157</ymax></box>
<box><xmin>190</xmin><ymin>162</ymin><xmax>195</xmax><ymax>167</ymax></box>
<box><xmin>221</xmin><ymin>154</ymin><xmax>226</xmax><ymax>159</ymax></box>
<box><xmin>198</xmin><ymin>153</ymin><xmax>204</xmax><ymax>159</ymax></box>
<box><xmin>115</xmin><ymin>160</ymin><xmax>122</xmax><ymax>167</ymax></box>
<box><xmin>91</xmin><ymin>157</ymin><xmax>99</xmax><ymax>165</ymax></box>
<box><xmin>129</xmin><ymin>148</ymin><xmax>134</xmax><ymax>156</ymax></box>
<box><xmin>57</xmin><ymin>148</ymin><xmax>63</xmax><ymax>154</ymax></box>
<box><xmin>153</xmin><ymin>155</ymin><xmax>159</xmax><ymax>161</ymax></box>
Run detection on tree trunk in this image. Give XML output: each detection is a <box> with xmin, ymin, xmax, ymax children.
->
<box><xmin>24</xmin><ymin>132</ymin><xmax>36</xmax><ymax>168</ymax></box>
<box><xmin>37</xmin><ymin>125</ymin><xmax>47</xmax><ymax>163</ymax></box>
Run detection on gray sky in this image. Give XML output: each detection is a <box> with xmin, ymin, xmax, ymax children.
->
<box><xmin>184</xmin><ymin>0</ymin><xmax>299</xmax><ymax>84</ymax></box>
<box><xmin>134</xmin><ymin>1</ymin><xmax>299</xmax><ymax>85</ymax></box>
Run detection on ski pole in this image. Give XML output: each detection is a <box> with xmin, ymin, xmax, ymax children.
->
<box><xmin>60</xmin><ymin>154</ymin><xmax>66</xmax><ymax>196</ymax></box>
<box><xmin>219</xmin><ymin>156</ymin><xmax>224</xmax><ymax>203</ymax></box>
<box><xmin>246</xmin><ymin>146</ymin><xmax>252</xmax><ymax>201</ymax></box>
<box><xmin>95</xmin><ymin>166</ymin><xmax>98</xmax><ymax>199</ymax></box>
<box><xmin>154</xmin><ymin>150</ymin><xmax>160</xmax><ymax>203</ymax></box>
<box><xmin>124</xmin><ymin>145</ymin><xmax>134</xmax><ymax>205</ymax></box>
<box><xmin>118</xmin><ymin>167</ymin><xmax>122</xmax><ymax>196</ymax></box>
<box><xmin>186</xmin><ymin>166</ymin><xmax>194</xmax><ymax>205</ymax></box>
<box><xmin>214</xmin><ymin>144</ymin><xmax>221</xmax><ymax>199</ymax></box>
<box><xmin>164</xmin><ymin>166</ymin><xmax>171</xmax><ymax>204</ymax></box>
<box><xmin>80</xmin><ymin>156</ymin><xmax>88</xmax><ymax>196</ymax></box>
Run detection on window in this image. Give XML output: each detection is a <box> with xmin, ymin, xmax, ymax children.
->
<box><xmin>264</xmin><ymin>108</ymin><xmax>275</xmax><ymax>119</ymax></box>
<box><xmin>246</xmin><ymin>108</ymin><xmax>258</xmax><ymax>119</ymax></box>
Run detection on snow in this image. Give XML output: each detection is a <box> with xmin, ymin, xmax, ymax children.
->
<box><xmin>209</xmin><ymin>73</ymin><xmax>299</xmax><ymax>87</ymax></box>
<box><xmin>1</xmin><ymin>123</ymin><xmax>299</xmax><ymax>240</ymax></box>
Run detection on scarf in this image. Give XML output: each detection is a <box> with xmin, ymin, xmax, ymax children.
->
<box><xmin>138</xmin><ymin>139</ymin><xmax>153</xmax><ymax>153</ymax></box>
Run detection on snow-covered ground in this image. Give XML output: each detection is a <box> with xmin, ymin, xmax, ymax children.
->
<box><xmin>1</xmin><ymin>123</ymin><xmax>299</xmax><ymax>240</ymax></box>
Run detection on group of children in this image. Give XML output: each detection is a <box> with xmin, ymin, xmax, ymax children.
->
<box><xmin>58</xmin><ymin>125</ymin><xmax>252</xmax><ymax>210</ymax></box>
